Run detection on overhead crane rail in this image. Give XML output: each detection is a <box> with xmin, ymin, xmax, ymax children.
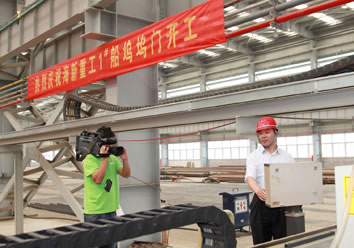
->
<box><xmin>0</xmin><ymin>204</ymin><xmax>236</xmax><ymax>248</ymax></box>
<box><xmin>64</xmin><ymin>54</ymin><xmax>354</xmax><ymax>120</ymax></box>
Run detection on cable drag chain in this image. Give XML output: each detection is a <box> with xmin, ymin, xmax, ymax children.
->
<box><xmin>0</xmin><ymin>204</ymin><xmax>236</xmax><ymax>248</ymax></box>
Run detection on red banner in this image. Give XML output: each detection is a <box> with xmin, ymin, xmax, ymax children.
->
<box><xmin>27</xmin><ymin>0</ymin><xmax>225</xmax><ymax>100</ymax></box>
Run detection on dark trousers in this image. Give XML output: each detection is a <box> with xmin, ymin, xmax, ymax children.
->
<box><xmin>250</xmin><ymin>195</ymin><xmax>286</xmax><ymax>245</ymax></box>
<box><xmin>84</xmin><ymin>211</ymin><xmax>117</xmax><ymax>248</ymax></box>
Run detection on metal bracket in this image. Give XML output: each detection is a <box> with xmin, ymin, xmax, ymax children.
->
<box><xmin>81</xmin><ymin>7</ymin><xmax>117</xmax><ymax>42</ymax></box>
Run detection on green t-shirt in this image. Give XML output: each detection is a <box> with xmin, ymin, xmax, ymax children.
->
<box><xmin>83</xmin><ymin>154</ymin><xmax>123</xmax><ymax>214</ymax></box>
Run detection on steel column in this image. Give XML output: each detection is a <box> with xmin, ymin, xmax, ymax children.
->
<box><xmin>14</xmin><ymin>151</ymin><xmax>23</xmax><ymax>234</ymax></box>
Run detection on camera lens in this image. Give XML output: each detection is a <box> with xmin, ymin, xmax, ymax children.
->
<box><xmin>108</xmin><ymin>146</ymin><xmax>124</xmax><ymax>156</ymax></box>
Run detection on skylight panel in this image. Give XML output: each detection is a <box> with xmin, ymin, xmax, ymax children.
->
<box><xmin>294</xmin><ymin>4</ymin><xmax>308</xmax><ymax>10</ymax></box>
<box><xmin>239</xmin><ymin>12</ymin><xmax>250</xmax><ymax>17</ymax></box>
<box><xmin>342</xmin><ymin>3</ymin><xmax>354</xmax><ymax>10</ymax></box>
<box><xmin>281</xmin><ymin>30</ymin><xmax>298</xmax><ymax>37</ymax></box>
<box><xmin>242</xmin><ymin>33</ymin><xmax>273</xmax><ymax>43</ymax></box>
<box><xmin>267</xmin><ymin>27</ymin><xmax>297</xmax><ymax>37</ymax></box>
<box><xmin>158</xmin><ymin>62</ymin><xmax>178</xmax><ymax>69</ymax></box>
<box><xmin>224</xmin><ymin>6</ymin><xmax>237</xmax><ymax>14</ymax></box>
<box><xmin>254</xmin><ymin>18</ymin><xmax>266</xmax><ymax>23</ymax></box>
<box><xmin>198</xmin><ymin>49</ymin><xmax>220</xmax><ymax>57</ymax></box>
<box><xmin>226</xmin><ymin>26</ymin><xmax>239</xmax><ymax>33</ymax></box>
<box><xmin>215</xmin><ymin>44</ymin><xmax>236</xmax><ymax>52</ymax></box>
<box><xmin>310</xmin><ymin>13</ymin><xmax>341</xmax><ymax>26</ymax></box>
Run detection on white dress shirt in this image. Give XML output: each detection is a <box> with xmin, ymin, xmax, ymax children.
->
<box><xmin>245</xmin><ymin>146</ymin><xmax>295</xmax><ymax>189</ymax></box>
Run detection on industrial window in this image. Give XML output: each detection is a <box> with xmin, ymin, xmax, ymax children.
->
<box><xmin>166</xmin><ymin>84</ymin><xmax>200</xmax><ymax>98</ymax></box>
<box><xmin>321</xmin><ymin>133</ymin><xmax>354</xmax><ymax>158</ymax></box>
<box><xmin>206</xmin><ymin>74</ymin><xmax>249</xmax><ymax>90</ymax></box>
<box><xmin>43</xmin><ymin>150</ymin><xmax>58</xmax><ymax>161</ymax></box>
<box><xmin>159</xmin><ymin>51</ymin><xmax>354</xmax><ymax>100</ymax></box>
<box><xmin>277</xmin><ymin>135</ymin><xmax>313</xmax><ymax>158</ymax></box>
<box><xmin>318</xmin><ymin>51</ymin><xmax>354</xmax><ymax>67</ymax></box>
<box><xmin>168</xmin><ymin>142</ymin><xmax>200</xmax><ymax>160</ymax></box>
<box><xmin>255</xmin><ymin>61</ymin><xmax>311</xmax><ymax>82</ymax></box>
<box><xmin>208</xmin><ymin>140</ymin><xmax>249</xmax><ymax>159</ymax></box>
<box><xmin>159</xmin><ymin>144</ymin><xmax>162</xmax><ymax>160</ymax></box>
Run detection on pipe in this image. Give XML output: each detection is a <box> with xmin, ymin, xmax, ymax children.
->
<box><xmin>224</xmin><ymin>0</ymin><xmax>245</xmax><ymax>8</ymax></box>
<box><xmin>0</xmin><ymin>84</ymin><xmax>26</xmax><ymax>96</ymax></box>
<box><xmin>225</xmin><ymin>0</ymin><xmax>314</xmax><ymax>29</ymax></box>
<box><xmin>0</xmin><ymin>99</ymin><xmax>24</xmax><ymax>109</ymax></box>
<box><xmin>277</xmin><ymin>0</ymin><xmax>354</xmax><ymax>23</ymax></box>
<box><xmin>226</xmin><ymin>20</ymin><xmax>272</xmax><ymax>38</ymax></box>
<box><xmin>0</xmin><ymin>90</ymin><xmax>24</xmax><ymax>101</ymax></box>
<box><xmin>0</xmin><ymin>92</ymin><xmax>26</xmax><ymax>105</ymax></box>
<box><xmin>225</xmin><ymin>0</ymin><xmax>354</xmax><ymax>39</ymax></box>
<box><xmin>225</xmin><ymin>0</ymin><xmax>269</xmax><ymax>19</ymax></box>
<box><xmin>0</xmin><ymin>79</ymin><xmax>26</xmax><ymax>91</ymax></box>
<box><xmin>0</xmin><ymin>0</ymin><xmax>46</xmax><ymax>33</ymax></box>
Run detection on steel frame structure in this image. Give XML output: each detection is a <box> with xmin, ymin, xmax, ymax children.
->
<box><xmin>0</xmin><ymin>100</ymin><xmax>85</xmax><ymax>228</ymax></box>
<box><xmin>0</xmin><ymin>0</ymin><xmax>353</xmax><ymax>240</ymax></box>
<box><xmin>1</xmin><ymin>72</ymin><xmax>354</xmax><ymax>145</ymax></box>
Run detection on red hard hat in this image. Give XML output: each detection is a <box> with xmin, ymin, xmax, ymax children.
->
<box><xmin>256</xmin><ymin>117</ymin><xmax>278</xmax><ymax>133</ymax></box>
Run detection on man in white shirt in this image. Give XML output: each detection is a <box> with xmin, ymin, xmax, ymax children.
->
<box><xmin>245</xmin><ymin>116</ymin><xmax>294</xmax><ymax>245</ymax></box>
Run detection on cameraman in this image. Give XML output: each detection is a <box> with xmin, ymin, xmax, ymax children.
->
<box><xmin>83</xmin><ymin>126</ymin><xmax>131</xmax><ymax>248</ymax></box>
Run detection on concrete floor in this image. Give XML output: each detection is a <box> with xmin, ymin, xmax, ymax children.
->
<box><xmin>161</xmin><ymin>181</ymin><xmax>337</xmax><ymax>248</ymax></box>
<box><xmin>0</xmin><ymin>177</ymin><xmax>337</xmax><ymax>247</ymax></box>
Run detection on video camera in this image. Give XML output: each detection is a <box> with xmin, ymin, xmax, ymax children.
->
<box><xmin>76</xmin><ymin>130</ymin><xmax>124</xmax><ymax>161</ymax></box>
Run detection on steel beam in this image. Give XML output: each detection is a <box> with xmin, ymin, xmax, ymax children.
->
<box><xmin>0</xmin><ymin>61</ymin><xmax>29</xmax><ymax>69</ymax></box>
<box><xmin>289</xmin><ymin>22</ymin><xmax>314</xmax><ymax>39</ymax></box>
<box><xmin>1</xmin><ymin>103</ymin><xmax>84</xmax><ymax>226</ymax></box>
<box><xmin>81</xmin><ymin>8</ymin><xmax>117</xmax><ymax>41</ymax></box>
<box><xmin>0</xmin><ymin>153</ymin><xmax>31</xmax><ymax>215</ymax></box>
<box><xmin>23</xmin><ymin>145</ymin><xmax>71</xmax><ymax>207</ymax></box>
<box><xmin>31</xmin><ymin>147</ymin><xmax>84</xmax><ymax>221</ymax></box>
<box><xmin>176</xmin><ymin>54</ymin><xmax>203</xmax><ymax>67</ymax></box>
<box><xmin>0</xmin><ymin>0</ymin><xmax>116</xmax><ymax>65</ymax></box>
<box><xmin>1</xmin><ymin>73</ymin><xmax>354</xmax><ymax>145</ymax></box>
